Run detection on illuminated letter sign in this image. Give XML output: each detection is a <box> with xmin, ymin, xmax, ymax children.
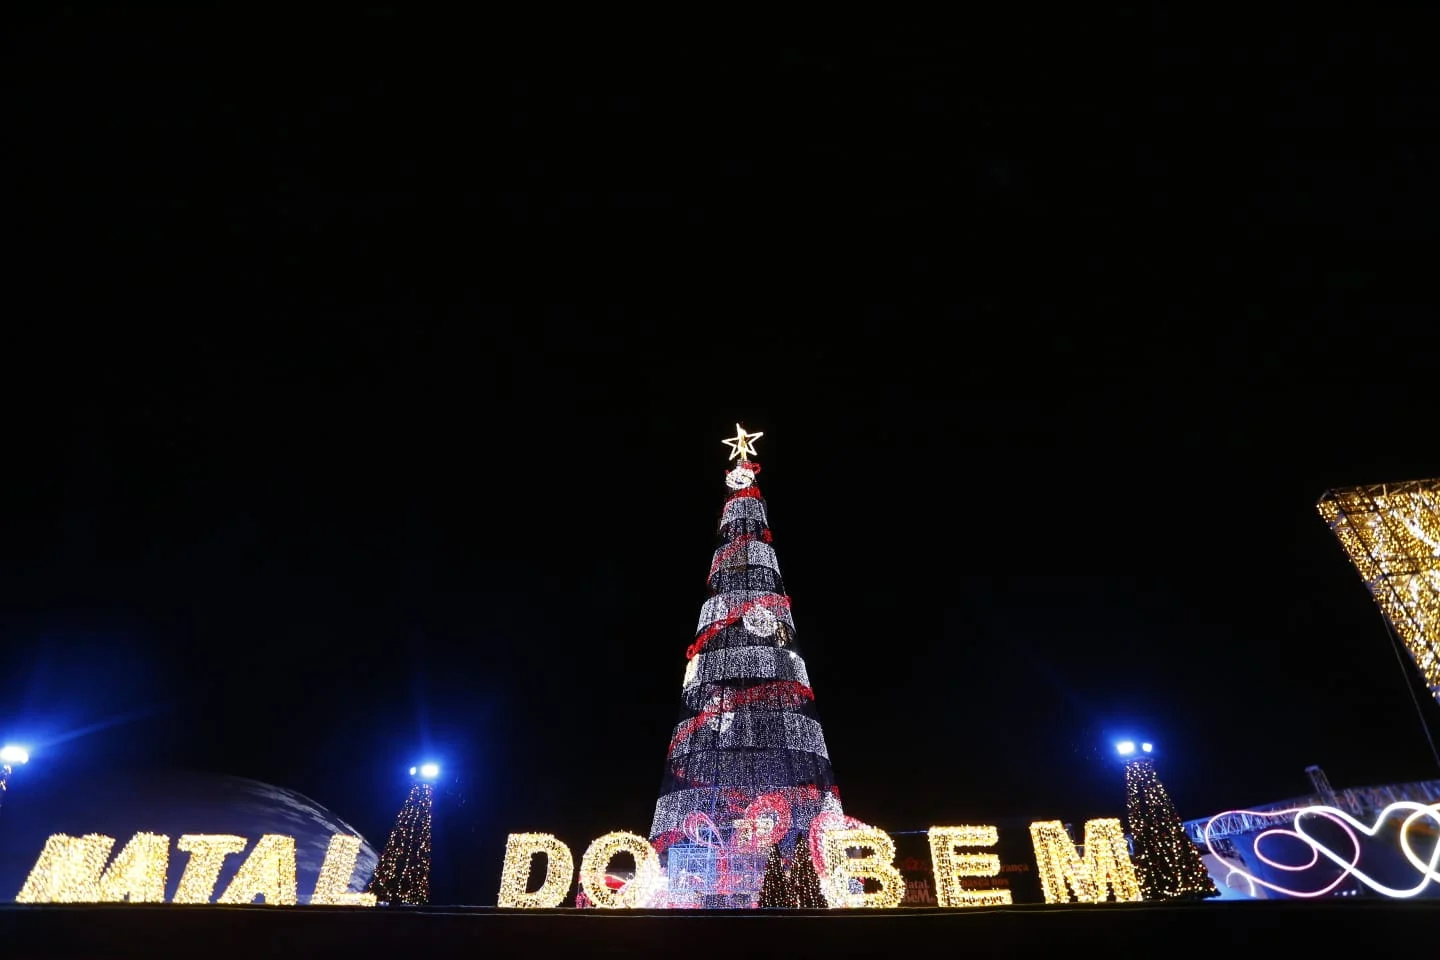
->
<box><xmin>927</xmin><ymin>825</ymin><xmax>1012</xmax><ymax>908</ymax></box>
<box><xmin>16</xmin><ymin>832</ymin><xmax>169</xmax><ymax>903</ymax></box>
<box><xmin>218</xmin><ymin>834</ymin><xmax>297</xmax><ymax>905</ymax></box>
<box><xmin>311</xmin><ymin>835</ymin><xmax>378</xmax><ymax>907</ymax></box>
<box><xmin>15</xmin><ymin>832</ymin><xmax>374</xmax><ymax>905</ymax></box>
<box><xmin>819</xmin><ymin>826</ymin><xmax>905</xmax><ymax>909</ymax></box>
<box><xmin>497</xmin><ymin>833</ymin><xmax>575</xmax><ymax>908</ymax></box>
<box><xmin>1029</xmin><ymin>819</ymin><xmax>1143</xmax><ymax>904</ymax></box>
<box><xmin>579</xmin><ymin>831</ymin><xmax>661</xmax><ymax>909</ymax></box>
<box><xmin>174</xmin><ymin>835</ymin><xmax>247</xmax><ymax>904</ymax></box>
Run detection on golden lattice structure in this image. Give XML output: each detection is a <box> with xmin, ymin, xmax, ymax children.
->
<box><xmin>1317</xmin><ymin>478</ymin><xmax>1440</xmax><ymax>701</ymax></box>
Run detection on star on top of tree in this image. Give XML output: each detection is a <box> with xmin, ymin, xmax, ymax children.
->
<box><xmin>722</xmin><ymin>423</ymin><xmax>764</xmax><ymax>460</ymax></box>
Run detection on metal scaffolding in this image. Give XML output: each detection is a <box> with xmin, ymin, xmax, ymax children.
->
<box><xmin>1185</xmin><ymin>779</ymin><xmax>1440</xmax><ymax>843</ymax></box>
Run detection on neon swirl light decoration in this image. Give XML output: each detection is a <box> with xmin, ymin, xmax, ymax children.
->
<box><xmin>1202</xmin><ymin>801</ymin><xmax>1440</xmax><ymax>898</ymax></box>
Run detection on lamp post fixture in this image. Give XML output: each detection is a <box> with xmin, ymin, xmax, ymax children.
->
<box><xmin>0</xmin><ymin>745</ymin><xmax>30</xmax><ymax>815</ymax></box>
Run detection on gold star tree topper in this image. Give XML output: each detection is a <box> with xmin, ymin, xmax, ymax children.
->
<box><xmin>722</xmin><ymin>423</ymin><xmax>763</xmax><ymax>460</ymax></box>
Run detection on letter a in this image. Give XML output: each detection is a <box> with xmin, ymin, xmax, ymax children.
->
<box><xmin>218</xmin><ymin>834</ymin><xmax>298</xmax><ymax>905</ymax></box>
<box><xmin>174</xmin><ymin>835</ymin><xmax>248</xmax><ymax>904</ymax></box>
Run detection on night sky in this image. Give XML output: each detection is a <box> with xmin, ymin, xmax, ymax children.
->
<box><xmin>3</xmin><ymin>11</ymin><xmax>1439</xmax><ymax>903</ymax></box>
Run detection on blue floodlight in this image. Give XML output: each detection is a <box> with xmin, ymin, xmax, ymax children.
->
<box><xmin>409</xmin><ymin>766</ymin><xmax>418</xmax><ymax>775</ymax></box>
<box><xmin>0</xmin><ymin>745</ymin><xmax>29</xmax><ymax>765</ymax></box>
<box><xmin>1116</xmin><ymin>741</ymin><xmax>1136</xmax><ymax>756</ymax></box>
<box><xmin>1141</xmin><ymin>742</ymin><xmax>1154</xmax><ymax>753</ymax></box>
<box><xmin>418</xmin><ymin>762</ymin><xmax>440</xmax><ymax>780</ymax></box>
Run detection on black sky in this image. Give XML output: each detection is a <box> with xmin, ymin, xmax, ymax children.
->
<box><xmin>3</xmin><ymin>10</ymin><xmax>1440</xmax><ymax>902</ymax></box>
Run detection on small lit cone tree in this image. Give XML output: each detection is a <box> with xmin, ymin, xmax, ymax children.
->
<box><xmin>648</xmin><ymin>425</ymin><xmax>845</xmax><ymax>907</ymax></box>
<box><xmin>1121</xmin><ymin>744</ymin><xmax>1217</xmax><ymax>900</ymax></box>
<box><xmin>368</xmin><ymin>771</ymin><xmax>436</xmax><ymax>905</ymax></box>
<box><xmin>757</xmin><ymin>844</ymin><xmax>796</xmax><ymax>908</ymax></box>
<box><xmin>788</xmin><ymin>844</ymin><xmax>827</xmax><ymax>908</ymax></box>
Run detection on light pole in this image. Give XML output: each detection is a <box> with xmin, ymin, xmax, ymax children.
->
<box><xmin>0</xmin><ymin>745</ymin><xmax>29</xmax><ymax>815</ymax></box>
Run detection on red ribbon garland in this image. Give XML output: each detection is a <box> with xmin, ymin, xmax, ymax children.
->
<box><xmin>667</xmin><ymin>680</ymin><xmax>815</xmax><ymax>758</ymax></box>
<box><xmin>686</xmin><ymin>593</ymin><xmax>791</xmax><ymax>660</ymax></box>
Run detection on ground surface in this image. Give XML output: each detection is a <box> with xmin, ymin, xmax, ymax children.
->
<box><xmin>0</xmin><ymin>899</ymin><xmax>1431</xmax><ymax>958</ymax></box>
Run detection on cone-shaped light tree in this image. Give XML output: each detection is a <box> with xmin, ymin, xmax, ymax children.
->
<box><xmin>757</xmin><ymin>844</ymin><xmax>795</xmax><ymax>908</ymax></box>
<box><xmin>648</xmin><ymin>425</ymin><xmax>844</xmax><ymax>908</ymax></box>
<box><xmin>788</xmin><ymin>841</ymin><xmax>827</xmax><ymax>908</ymax></box>
<box><xmin>1119</xmin><ymin>742</ymin><xmax>1217</xmax><ymax>900</ymax></box>
<box><xmin>368</xmin><ymin>764</ymin><xmax>438</xmax><ymax>905</ymax></box>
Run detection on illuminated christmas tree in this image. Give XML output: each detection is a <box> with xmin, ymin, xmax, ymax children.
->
<box><xmin>1119</xmin><ymin>742</ymin><xmax>1216</xmax><ymax>900</ymax></box>
<box><xmin>757</xmin><ymin>844</ymin><xmax>795</xmax><ymax>908</ymax></box>
<box><xmin>788</xmin><ymin>842</ymin><xmax>827</xmax><ymax>908</ymax></box>
<box><xmin>649</xmin><ymin>425</ymin><xmax>844</xmax><ymax>908</ymax></box>
<box><xmin>367</xmin><ymin>764</ymin><xmax>437</xmax><ymax>905</ymax></box>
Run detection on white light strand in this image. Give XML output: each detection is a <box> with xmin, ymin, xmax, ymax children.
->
<box><xmin>710</xmin><ymin>541</ymin><xmax>781</xmax><ymax>579</ymax></box>
<box><xmin>696</xmin><ymin>592</ymin><xmax>794</xmax><ymax>634</ymax></box>
<box><xmin>720</xmin><ymin>497</ymin><xmax>768</xmax><ymax>529</ymax></box>
<box><xmin>666</xmin><ymin>748</ymin><xmax>831</xmax><ymax>785</ymax></box>
<box><xmin>683</xmin><ymin>646</ymin><xmax>811</xmax><ymax>690</ymax></box>
<box><xmin>668</xmin><ymin>711</ymin><xmax>829</xmax><ymax>759</ymax></box>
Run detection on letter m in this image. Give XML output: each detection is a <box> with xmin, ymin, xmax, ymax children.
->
<box><xmin>1029</xmin><ymin>819</ymin><xmax>1142</xmax><ymax>904</ymax></box>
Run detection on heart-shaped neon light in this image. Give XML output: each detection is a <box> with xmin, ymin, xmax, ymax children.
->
<box><xmin>1203</xmin><ymin>801</ymin><xmax>1440</xmax><ymax>899</ymax></box>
